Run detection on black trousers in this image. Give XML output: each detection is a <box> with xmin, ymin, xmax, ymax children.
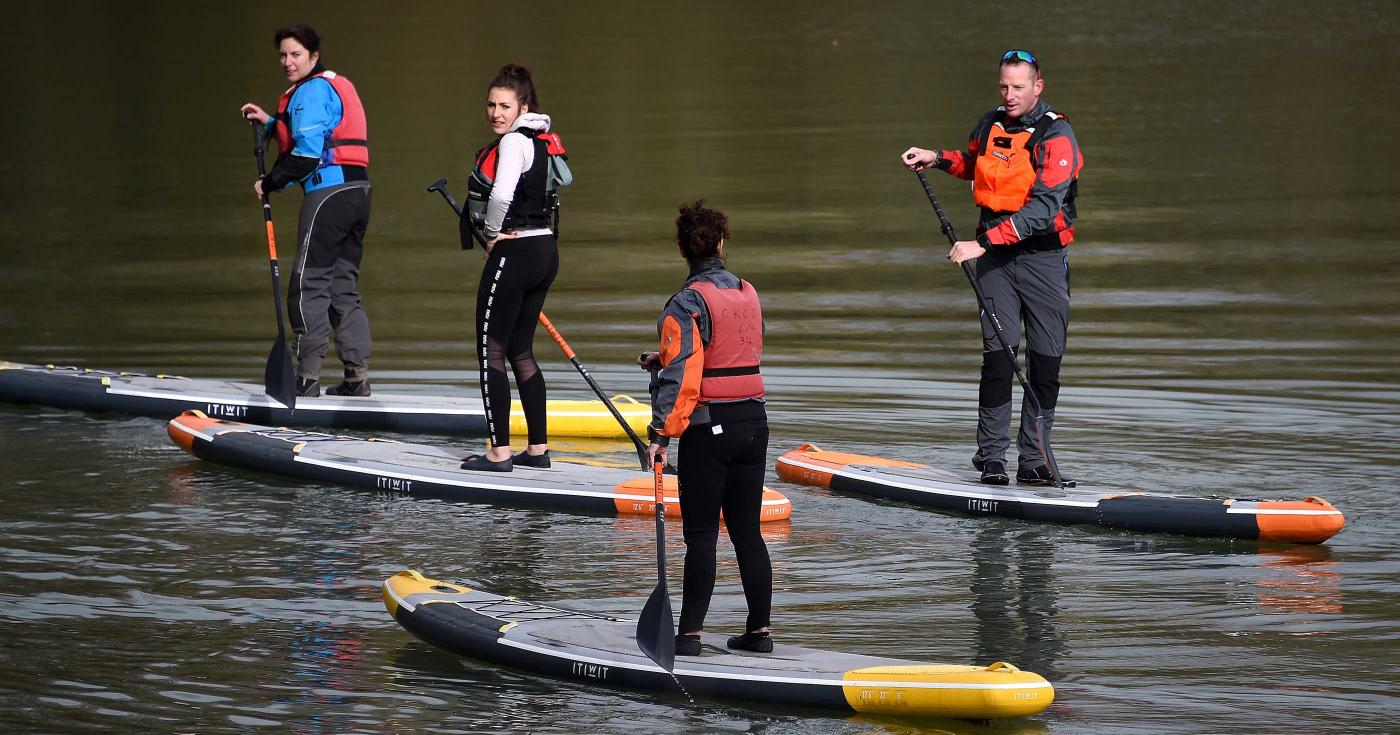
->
<box><xmin>676</xmin><ymin>416</ymin><xmax>772</xmax><ymax>634</ymax></box>
<box><xmin>475</xmin><ymin>234</ymin><xmax>558</xmax><ymax>447</ymax></box>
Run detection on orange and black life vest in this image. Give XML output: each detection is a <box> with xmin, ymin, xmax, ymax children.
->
<box><xmin>972</xmin><ymin>110</ymin><xmax>1069</xmax><ymax>213</ymax></box>
<box><xmin>273</xmin><ymin>70</ymin><xmax>369</xmax><ymax>167</ymax></box>
<box><xmin>688</xmin><ymin>279</ymin><xmax>765</xmax><ymax>403</ymax></box>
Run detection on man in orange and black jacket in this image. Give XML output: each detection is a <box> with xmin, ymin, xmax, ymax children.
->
<box><xmin>901</xmin><ymin>49</ymin><xmax>1083</xmax><ymax>486</ymax></box>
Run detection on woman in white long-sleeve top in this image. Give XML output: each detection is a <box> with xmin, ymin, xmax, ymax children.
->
<box><xmin>460</xmin><ymin>64</ymin><xmax>561</xmax><ymax>472</ymax></box>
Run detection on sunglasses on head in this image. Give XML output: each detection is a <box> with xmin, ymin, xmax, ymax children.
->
<box><xmin>1002</xmin><ymin>49</ymin><xmax>1038</xmax><ymax>65</ymax></box>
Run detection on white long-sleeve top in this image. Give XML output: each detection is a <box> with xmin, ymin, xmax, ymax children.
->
<box><xmin>484</xmin><ymin>112</ymin><xmax>554</xmax><ymax>239</ymax></box>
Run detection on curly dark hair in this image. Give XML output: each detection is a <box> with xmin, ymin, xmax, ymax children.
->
<box><xmin>675</xmin><ymin>199</ymin><xmax>729</xmax><ymax>263</ymax></box>
<box><xmin>487</xmin><ymin>63</ymin><xmax>540</xmax><ymax>112</ymax></box>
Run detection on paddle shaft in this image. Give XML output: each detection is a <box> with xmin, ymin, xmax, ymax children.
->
<box><xmin>914</xmin><ymin>170</ymin><xmax>1063</xmax><ymax>488</ymax></box>
<box><xmin>427</xmin><ymin>180</ymin><xmax>648</xmax><ymax>467</ymax></box>
<box><xmin>652</xmin><ymin>458</ymin><xmax>668</xmax><ymax>581</ymax></box>
<box><xmin>537</xmin><ymin>312</ymin><xmax>651</xmax><ymax>468</ymax></box>
<box><xmin>634</xmin><ymin>457</ymin><xmax>677</xmax><ymax>673</ymax></box>
<box><xmin>251</xmin><ymin>120</ymin><xmax>297</xmax><ymax>409</ymax></box>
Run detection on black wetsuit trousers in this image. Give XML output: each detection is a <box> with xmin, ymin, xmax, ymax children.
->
<box><xmin>475</xmin><ymin>234</ymin><xmax>558</xmax><ymax>447</ymax></box>
<box><xmin>676</xmin><ymin>412</ymin><xmax>772</xmax><ymax>635</ymax></box>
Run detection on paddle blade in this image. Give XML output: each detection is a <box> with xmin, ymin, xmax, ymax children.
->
<box><xmin>636</xmin><ymin>583</ymin><xmax>675</xmax><ymax>672</ymax></box>
<box><xmin>265</xmin><ymin>335</ymin><xmax>297</xmax><ymax>410</ymax></box>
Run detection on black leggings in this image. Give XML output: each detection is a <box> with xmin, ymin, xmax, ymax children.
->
<box><xmin>676</xmin><ymin>417</ymin><xmax>772</xmax><ymax>634</ymax></box>
<box><xmin>475</xmin><ymin>235</ymin><xmax>558</xmax><ymax>447</ymax></box>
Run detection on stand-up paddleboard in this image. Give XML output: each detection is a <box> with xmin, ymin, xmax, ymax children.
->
<box><xmin>383</xmin><ymin>570</ymin><xmax>1053</xmax><ymax>719</ymax></box>
<box><xmin>0</xmin><ymin>361</ymin><xmax>649</xmax><ymax>439</ymax></box>
<box><xmin>776</xmin><ymin>444</ymin><xmax>1344</xmax><ymax>544</ymax></box>
<box><xmin>166</xmin><ymin>412</ymin><xmax>792</xmax><ymax>522</ymax></box>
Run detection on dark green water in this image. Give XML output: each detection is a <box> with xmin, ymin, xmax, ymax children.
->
<box><xmin>2</xmin><ymin>2</ymin><xmax>1397</xmax><ymax>733</ymax></box>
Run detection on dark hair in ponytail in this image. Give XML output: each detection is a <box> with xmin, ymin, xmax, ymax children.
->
<box><xmin>487</xmin><ymin>63</ymin><xmax>540</xmax><ymax>112</ymax></box>
<box><xmin>273</xmin><ymin>24</ymin><xmax>321</xmax><ymax>55</ymax></box>
<box><xmin>675</xmin><ymin>199</ymin><xmax>730</xmax><ymax>263</ymax></box>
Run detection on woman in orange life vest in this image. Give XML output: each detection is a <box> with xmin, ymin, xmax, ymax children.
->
<box><xmin>241</xmin><ymin>24</ymin><xmax>374</xmax><ymax>398</ymax></box>
<box><xmin>640</xmin><ymin>201</ymin><xmax>773</xmax><ymax>657</ymax></box>
<box><xmin>459</xmin><ymin>65</ymin><xmax>560</xmax><ymax>472</ymax></box>
<box><xmin>900</xmin><ymin>49</ymin><xmax>1082</xmax><ymax>487</ymax></box>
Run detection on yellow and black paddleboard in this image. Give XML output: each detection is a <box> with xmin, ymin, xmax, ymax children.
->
<box><xmin>0</xmin><ymin>360</ymin><xmax>648</xmax><ymax>439</ymax></box>
<box><xmin>384</xmin><ymin>570</ymin><xmax>1053</xmax><ymax>720</ymax></box>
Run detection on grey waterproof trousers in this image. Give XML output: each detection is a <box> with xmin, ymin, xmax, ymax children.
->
<box><xmin>289</xmin><ymin>181</ymin><xmax>373</xmax><ymax>381</ymax></box>
<box><xmin>970</xmin><ymin>245</ymin><xmax>1070</xmax><ymax>470</ymax></box>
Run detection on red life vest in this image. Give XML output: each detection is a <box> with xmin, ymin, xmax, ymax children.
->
<box><xmin>273</xmin><ymin>70</ymin><xmax>369</xmax><ymax>167</ymax></box>
<box><xmin>972</xmin><ymin>109</ymin><xmax>1067</xmax><ymax>213</ymax></box>
<box><xmin>688</xmin><ymin>279</ymin><xmax>764</xmax><ymax>403</ymax></box>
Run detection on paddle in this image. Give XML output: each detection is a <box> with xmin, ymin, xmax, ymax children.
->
<box><xmin>913</xmin><ymin>169</ymin><xmax>1065</xmax><ymax>489</ymax></box>
<box><xmin>427</xmin><ymin>177</ymin><xmax>486</xmax><ymax>249</ymax></box>
<box><xmin>251</xmin><ymin>120</ymin><xmax>297</xmax><ymax>411</ymax></box>
<box><xmin>426</xmin><ymin>178</ymin><xmax>652</xmax><ymax>470</ymax></box>
<box><xmin>635</xmin><ymin>456</ymin><xmax>676</xmax><ymax>672</ymax></box>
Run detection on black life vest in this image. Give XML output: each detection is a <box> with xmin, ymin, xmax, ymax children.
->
<box><xmin>467</xmin><ymin>130</ymin><xmax>565</xmax><ymax>233</ymax></box>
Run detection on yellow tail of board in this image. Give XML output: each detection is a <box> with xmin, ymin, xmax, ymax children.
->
<box><xmin>513</xmin><ymin>395</ymin><xmax>649</xmax><ymax>439</ymax></box>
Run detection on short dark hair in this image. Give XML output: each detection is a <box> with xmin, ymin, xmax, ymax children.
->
<box><xmin>999</xmin><ymin>49</ymin><xmax>1040</xmax><ymax>79</ymax></box>
<box><xmin>487</xmin><ymin>64</ymin><xmax>540</xmax><ymax>112</ymax></box>
<box><xmin>274</xmin><ymin>24</ymin><xmax>321</xmax><ymax>55</ymax></box>
<box><xmin>675</xmin><ymin>199</ymin><xmax>730</xmax><ymax>263</ymax></box>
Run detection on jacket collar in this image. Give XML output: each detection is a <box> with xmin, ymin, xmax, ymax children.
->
<box><xmin>999</xmin><ymin>99</ymin><xmax>1050</xmax><ymax>129</ymax></box>
<box><xmin>686</xmin><ymin>256</ymin><xmax>727</xmax><ymax>280</ymax></box>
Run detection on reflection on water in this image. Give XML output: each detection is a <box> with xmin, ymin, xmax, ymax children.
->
<box><xmin>971</xmin><ymin>527</ymin><xmax>1068</xmax><ymax>680</ymax></box>
<box><xmin>1254</xmin><ymin>546</ymin><xmax>1343</xmax><ymax>618</ymax></box>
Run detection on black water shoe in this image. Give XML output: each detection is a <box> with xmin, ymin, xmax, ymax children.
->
<box><xmin>325</xmin><ymin>379</ymin><xmax>371</xmax><ymax>397</ymax></box>
<box><xmin>979</xmin><ymin>461</ymin><xmax>1010</xmax><ymax>486</ymax></box>
<box><xmin>675</xmin><ymin>634</ymin><xmax>702</xmax><ymax>657</ymax></box>
<box><xmin>295</xmin><ymin>377</ymin><xmax>321</xmax><ymax>398</ymax></box>
<box><xmin>460</xmin><ymin>454</ymin><xmax>512</xmax><ymax>472</ymax></box>
<box><xmin>726</xmin><ymin>631</ymin><xmax>773</xmax><ymax>653</ymax></box>
<box><xmin>512</xmin><ymin>450</ymin><xmax>551</xmax><ymax>469</ymax></box>
<box><xmin>1016</xmin><ymin>464</ymin><xmax>1075</xmax><ymax>487</ymax></box>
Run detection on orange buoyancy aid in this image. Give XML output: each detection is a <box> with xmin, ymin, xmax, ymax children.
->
<box><xmin>688</xmin><ymin>279</ymin><xmax>765</xmax><ymax>403</ymax></box>
<box><xmin>972</xmin><ymin>110</ymin><xmax>1065</xmax><ymax>213</ymax></box>
<box><xmin>274</xmin><ymin>70</ymin><xmax>369</xmax><ymax>167</ymax></box>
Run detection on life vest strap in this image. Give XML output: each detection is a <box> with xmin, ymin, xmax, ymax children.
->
<box><xmin>702</xmin><ymin>365</ymin><xmax>760</xmax><ymax>378</ymax></box>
